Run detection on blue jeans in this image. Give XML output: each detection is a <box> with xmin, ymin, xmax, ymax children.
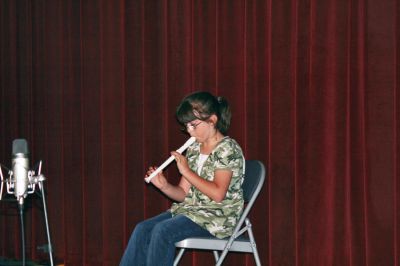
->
<box><xmin>120</xmin><ymin>211</ymin><xmax>212</xmax><ymax>266</ymax></box>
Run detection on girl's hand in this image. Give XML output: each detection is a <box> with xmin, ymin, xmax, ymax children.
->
<box><xmin>171</xmin><ymin>151</ymin><xmax>191</xmax><ymax>176</ymax></box>
<box><xmin>145</xmin><ymin>166</ymin><xmax>168</xmax><ymax>190</ymax></box>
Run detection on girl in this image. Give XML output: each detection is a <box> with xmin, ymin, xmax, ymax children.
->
<box><xmin>120</xmin><ymin>91</ymin><xmax>245</xmax><ymax>266</ymax></box>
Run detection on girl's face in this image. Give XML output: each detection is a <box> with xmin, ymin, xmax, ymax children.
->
<box><xmin>185</xmin><ymin>120</ymin><xmax>207</xmax><ymax>142</ymax></box>
<box><xmin>185</xmin><ymin>115</ymin><xmax>217</xmax><ymax>143</ymax></box>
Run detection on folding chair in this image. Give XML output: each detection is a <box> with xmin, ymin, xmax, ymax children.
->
<box><xmin>173</xmin><ymin>160</ymin><xmax>266</xmax><ymax>266</ymax></box>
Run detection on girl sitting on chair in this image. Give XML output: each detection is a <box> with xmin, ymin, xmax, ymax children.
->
<box><xmin>120</xmin><ymin>91</ymin><xmax>245</xmax><ymax>266</ymax></box>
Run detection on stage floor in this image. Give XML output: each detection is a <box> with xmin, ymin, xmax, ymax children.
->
<box><xmin>0</xmin><ymin>258</ymin><xmax>48</xmax><ymax>266</ymax></box>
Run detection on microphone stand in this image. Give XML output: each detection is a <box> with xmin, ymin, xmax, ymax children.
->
<box><xmin>36</xmin><ymin>175</ymin><xmax>54</xmax><ymax>266</ymax></box>
<box><xmin>18</xmin><ymin>203</ymin><xmax>26</xmax><ymax>266</ymax></box>
<box><xmin>0</xmin><ymin>162</ymin><xmax>54</xmax><ymax>266</ymax></box>
<box><xmin>32</xmin><ymin>161</ymin><xmax>54</xmax><ymax>266</ymax></box>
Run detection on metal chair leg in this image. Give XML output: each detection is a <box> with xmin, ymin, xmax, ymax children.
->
<box><xmin>173</xmin><ymin>248</ymin><xmax>186</xmax><ymax>266</ymax></box>
<box><xmin>213</xmin><ymin>250</ymin><xmax>220</xmax><ymax>262</ymax></box>
<box><xmin>246</xmin><ymin>219</ymin><xmax>261</xmax><ymax>266</ymax></box>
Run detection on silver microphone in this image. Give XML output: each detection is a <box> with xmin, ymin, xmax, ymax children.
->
<box><xmin>12</xmin><ymin>139</ymin><xmax>29</xmax><ymax>206</ymax></box>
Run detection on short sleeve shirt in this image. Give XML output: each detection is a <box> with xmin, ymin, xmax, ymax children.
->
<box><xmin>170</xmin><ymin>136</ymin><xmax>245</xmax><ymax>239</ymax></box>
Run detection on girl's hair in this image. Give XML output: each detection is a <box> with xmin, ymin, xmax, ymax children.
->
<box><xmin>176</xmin><ymin>91</ymin><xmax>231</xmax><ymax>134</ymax></box>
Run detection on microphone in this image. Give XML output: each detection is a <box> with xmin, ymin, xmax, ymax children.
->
<box><xmin>12</xmin><ymin>139</ymin><xmax>29</xmax><ymax>206</ymax></box>
<box><xmin>0</xmin><ymin>139</ymin><xmax>55</xmax><ymax>266</ymax></box>
<box><xmin>145</xmin><ymin>137</ymin><xmax>196</xmax><ymax>183</ymax></box>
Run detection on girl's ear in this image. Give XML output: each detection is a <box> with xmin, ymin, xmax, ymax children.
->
<box><xmin>208</xmin><ymin>114</ymin><xmax>218</xmax><ymax>127</ymax></box>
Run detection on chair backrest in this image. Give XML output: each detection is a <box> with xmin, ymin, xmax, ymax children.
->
<box><xmin>224</xmin><ymin>160</ymin><xmax>265</xmax><ymax>248</ymax></box>
<box><xmin>242</xmin><ymin>160</ymin><xmax>266</xmax><ymax>203</ymax></box>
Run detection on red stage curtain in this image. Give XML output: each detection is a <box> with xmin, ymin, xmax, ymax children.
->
<box><xmin>0</xmin><ymin>0</ymin><xmax>399</xmax><ymax>265</ymax></box>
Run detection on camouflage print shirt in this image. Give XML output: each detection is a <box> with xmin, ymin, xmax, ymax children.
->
<box><xmin>170</xmin><ymin>136</ymin><xmax>245</xmax><ymax>239</ymax></box>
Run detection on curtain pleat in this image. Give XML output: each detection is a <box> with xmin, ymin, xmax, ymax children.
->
<box><xmin>0</xmin><ymin>0</ymin><xmax>399</xmax><ymax>265</ymax></box>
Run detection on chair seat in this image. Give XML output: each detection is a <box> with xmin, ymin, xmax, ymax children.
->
<box><xmin>175</xmin><ymin>236</ymin><xmax>254</xmax><ymax>253</ymax></box>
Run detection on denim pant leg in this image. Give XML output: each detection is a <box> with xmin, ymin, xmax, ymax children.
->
<box><xmin>120</xmin><ymin>212</ymin><xmax>172</xmax><ymax>266</ymax></box>
<box><xmin>146</xmin><ymin>214</ymin><xmax>213</xmax><ymax>266</ymax></box>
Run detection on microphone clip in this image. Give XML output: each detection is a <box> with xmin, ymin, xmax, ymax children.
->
<box><xmin>0</xmin><ymin>161</ymin><xmax>45</xmax><ymax>202</ymax></box>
